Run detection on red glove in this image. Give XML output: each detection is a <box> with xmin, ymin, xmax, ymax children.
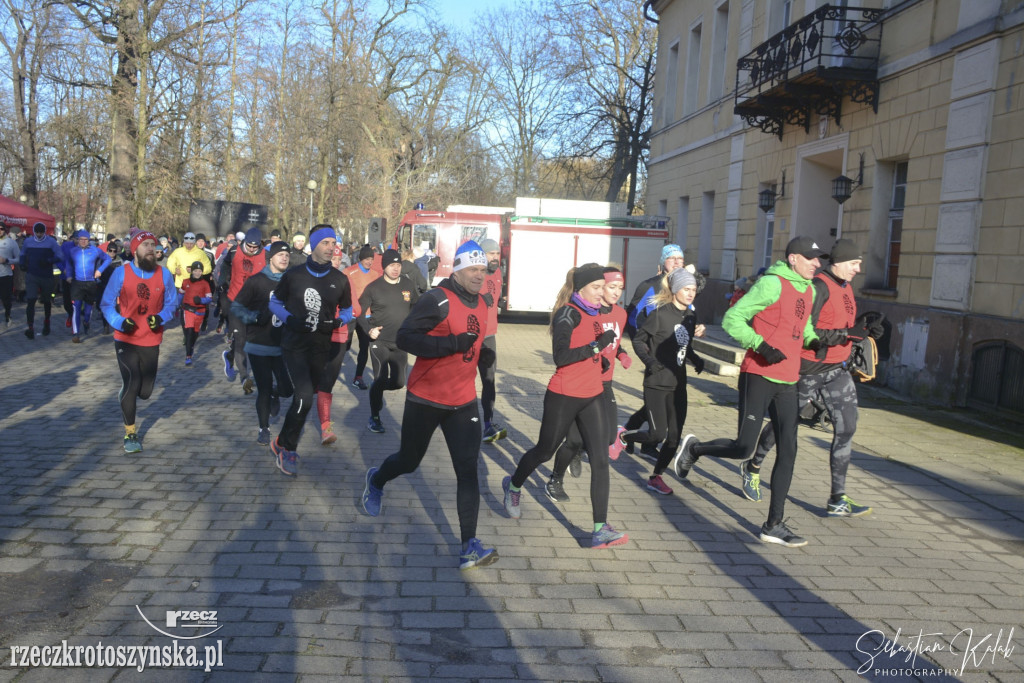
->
<box><xmin>617</xmin><ymin>351</ymin><xmax>632</xmax><ymax>370</ymax></box>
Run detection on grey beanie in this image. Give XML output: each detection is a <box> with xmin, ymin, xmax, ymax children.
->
<box><xmin>669</xmin><ymin>268</ymin><xmax>697</xmax><ymax>293</ymax></box>
<box><xmin>478</xmin><ymin>238</ymin><xmax>499</xmax><ymax>252</ymax></box>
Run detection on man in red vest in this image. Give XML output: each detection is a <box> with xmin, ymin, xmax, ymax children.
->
<box><xmin>360</xmin><ymin>240</ymin><xmax>498</xmax><ymax>572</ymax></box>
<box><xmin>745</xmin><ymin>238</ymin><xmax>884</xmax><ymax>517</ymax></box>
<box><xmin>673</xmin><ymin>236</ymin><xmax>823</xmax><ymax>548</ymax></box>
<box><xmin>99</xmin><ymin>230</ymin><xmax>178</xmax><ymax>453</ymax></box>
<box><xmin>219</xmin><ymin>228</ymin><xmax>266</xmax><ymax>392</ymax></box>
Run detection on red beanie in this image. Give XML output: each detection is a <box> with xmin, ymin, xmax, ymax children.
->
<box><xmin>130</xmin><ymin>230</ymin><xmax>157</xmax><ymax>255</ymax></box>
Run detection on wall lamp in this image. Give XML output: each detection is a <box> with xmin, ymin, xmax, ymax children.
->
<box><xmin>758</xmin><ymin>170</ymin><xmax>786</xmax><ymax>213</ymax></box>
<box><xmin>832</xmin><ymin>153</ymin><xmax>865</xmax><ymax>205</ymax></box>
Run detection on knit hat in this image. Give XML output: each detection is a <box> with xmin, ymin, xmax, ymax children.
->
<box><xmin>32</xmin><ymin>222</ymin><xmax>46</xmax><ymax>233</ymax></box>
<box><xmin>828</xmin><ymin>238</ymin><xmax>862</xmax><ymax>264</ymax></box>
<box><xmin>309</xmin><ymin>226</ymin><xmax>336</xmax><ymax>251</ymax></box>
<box><xmin>130</xmin><ymin>230</ymin><xmax>157</xmax><ymax>255</ymax></box>
<box><xmin>661</xmin><ymin>244</ymin><xmax>684</xmax><ymax>264</ymax></box>
<box><xmin>479</xmin><ymin>238</ymin><xmax>499</xmax><ymax>253</ymax></box>
<box><xmin>244</xmin><ymin>228</ymin><xmax>263</xmax><ymax>245</ymax></box>
<box><xmin>267</xmin><ymin>241</ymin><xmax>290</xmax><ymax>259</ymax></box>
<box><xmin>235</xmin><ymin>231</ymin><xmax>246</xmax><ymax>241</ymax></box>
<box><xmin>573</xmin><ymin>263</ymin><xmax>606</xmax><ymax>291</ymax></box>
<box><xmin>381</xmin><ymin>248</ymin><xmax>401</xmax><ymax>268</ymax></box>
<box><xmin>74</xmin><ymin>229</ymin><xmax>90</xmax><ymax>239</ymax></box>
<box><xmin>357</xmin><ymin>244</ymin><xmax>374</xmax><ymax>261</ymax></box>
<box><xmin>669</xmin><ymin>268</ymin><xmax>697</xmax><ymax>293</ymax></box>
<box><xmin>183</xmin><ymin>232</ymin><xmax>196</xmax><ymax>241</ymax></box>
<box><xmin>189</xmin><ymin>261</ymin><xmax>203</xmax><ymax>270</ymax></box>
<box><xmin>453</xmin><ymin>240</ymin><xmax>487</xmax><ymax>272</ymax></box>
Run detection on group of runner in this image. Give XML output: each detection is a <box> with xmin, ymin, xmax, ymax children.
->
<box><xmin>22</xmin><ymin>220</ymin><xmax>881</xmax><ymax>568</ymax></box>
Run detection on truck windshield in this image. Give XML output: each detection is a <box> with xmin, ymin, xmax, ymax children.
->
<box><xmin>412</xmin><ymin>224</ymin><xmax>437</xmax><ymax>251</ymax></box>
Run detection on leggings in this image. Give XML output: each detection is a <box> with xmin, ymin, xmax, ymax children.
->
<box><xmin>249</xmin><ymin>353</ymin><xmax>294</xmax><ymax>430</ymax></box>
<box><xmin>692</xmin><ymin>372</ymin><xmax>798</xmax><ymax>528</ymax></box>
<box><xmin>114</xmin><ymin>341</ymin><xmax>160</xmax><ymax>426</ymax></box>
<box><xmin>551</xmin><ymin>382</ymin><xmax>617</xmax><ymax>478</ymax></box>
<box><xmin>348</xmin><ymin>324</ymin><xmax>371</xmax><ymax>378</ymax></box>
<box><xmin>0</xmin><ymin>275</ymin><xmax>13</xmax><ymax>320</ymax></box>
<box><xmin>279</xmin><ymin>339</ymin><xmax>332</xmax><ymax>450</ymax></box>
<box><xmin>317</xmin><ymin>341</ymin><xmax>345</xmax><ymax>393</ymax></box>
<box><xmin>368</xmin><ymin>341</ymin><xmax>408</xmax><ymax>417</ymax></box>
<box><xmin>477</xmin><ymin>335</ymin><xmax>497</xmax><ymax>423</ymax></box>
<box><xmin>225</xmin><ymin>309</ymin><xmax>249</xmax><ymax>379</ymax></box>
<box><xmin>511</xmin><ymin>390</ymin><xmax>610</xmax><ymax>524</ymax></box>
<box><xmin>25</xmin><ymin>274</ymin><xmax>53</xmax><ymax>328</ymax></box>
<box><xmin>752</xmin><ymin>366</ymin><xmax>858</xmax><ymax>497</ymax></box>
<box><xmin>182</xmin><ymin>310</ymin><xmax>204</xmax><ymax>357</ymax></box>
<box><xmin>624</xmin><ymin>381</ymin><xmax>689</xmax><ymax>476</ymax></box>
<box><xmin>372</xmin><ymin>399</ymin><xmax>483</xmax><ymax>543</ymax></box>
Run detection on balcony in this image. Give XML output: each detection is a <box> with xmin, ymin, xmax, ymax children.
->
<box><xmin>734</xmin><ymin>4</ymin><xmax>885</xmax><ymax>139</ymax></box>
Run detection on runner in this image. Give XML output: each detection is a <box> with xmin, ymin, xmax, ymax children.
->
<box><xmin>19</xmin><ymin>222</ymin><xmax>62</xmax><ymax>339</ymax></box>
<box><xmin>219</xmin><ymin>228</ymin><xmax>266</xmax><ymax>393</ymax></box>
<box><xmin>267</xmin><ymin>226</ymin><xmax>352</xmax><ymax>476</ymax></box>
<box><xmin>342</xmin><ymin>245</ymin><xmax>381</xmax><ymax>390</ymax></box>
<box><xmin>360</xmin><ymin>240</ymin><xmax>498</xmax><ymax>571</ymax></box>
<box><xmin>545</xmin><ymin>266</ymin><xmax>632</xmax><ymax>499</ymax></box>
<box><xmin>99</xmin><ymin>230</ymin><xmax>178</xmax><ymax>453</ymax></box>
<box><xmin>357</xmin><ymin>248</ymin><xmax>418</xmax><ymax>433</ymax></box>
<box><xmin>0</xmin><ymin>222</ymin><xmax>22</xmax><ymax>327</ymax></box>
<box><xmin>502</xmin><ymin>263</ymin><xmax>628</xmax><ymax>549</ymax></box>
<box><xmin>231</xmin><ymin>241</ymin><xmax>295</xmax><ymax>445</ymax></box>
<box><xmin>744</xmin><ymin>238</ymin><xmax>882</xmax><ymax>517</ymax></box>
<box><xmin>673</xmin><ymin>236</ymin><xmax>823</xmax><ymax>548</ymax></box>
<box><xmin>312</xmin><ymin>243</ymin><xmax>354</xmax><ymax>446</ymax></box>
<box><xmin>65</xmin><ymin>229</ymin><xmax>112</xmax><ymax>343</ymax></box>
<box><xmin>179</xmin><ymin>262</ymin><xmax>213</xmax><ymax>365</ymax></box>
<box><xmin>477</xmin><ymin>238</ymin><xmax>508</xmax><ymax>444</ymax></box>
<box><xmin>620</xmin><ymin>268</ymin><xmax>706</xmax><ymax>495</ymax></box>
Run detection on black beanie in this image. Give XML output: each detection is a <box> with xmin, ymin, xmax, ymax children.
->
<box><xmin>572</xmin><ymin>263</ymin><xmax>606</xmax><ymax>291</ymax></box>
<box><xmin>358</xmin><ymin>245</ymin><xmax>374</xmax><ymax>261</ymax></box>
<box><xmin>381</xmin><ymin>249</ymin><xmax>401</xmax><ymax>268</ymax></box>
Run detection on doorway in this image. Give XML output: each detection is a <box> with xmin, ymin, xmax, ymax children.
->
<box><xmin>792</xmin><ymin>134</ymin><xmax>847</xmax><ymax>250</ymax></box>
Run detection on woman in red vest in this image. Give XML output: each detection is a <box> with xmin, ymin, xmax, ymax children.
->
<box><xmin>502</xmin><ymin>263</ymin><xmax>627</xmax><ymax>549</ymax></box>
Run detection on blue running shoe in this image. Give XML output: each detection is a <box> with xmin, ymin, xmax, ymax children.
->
<box><xmin>362</xmin><ymin>467</ymin><xmax>383</xmax><ymax>516</ymax></box>
<box><xmin>271</xmin><ymin>438</ymin><xmax>297</xmax><ymax>476</ymax></box>
<box><xmin>123</xmin><ymin>433</ymin><xmax>142</xmax><ymax>454</ymax></box>
<box><xmin>459</xmin><ymin>538</ymin><xmax>499</xmax><ymax>570</ymax></box>
<box><xmin>184</xmin><ymin>356</ymin><xmax>192</xmax><ymax>367</ymax></box>
<box><xmin>367</xmin><ymin>416</ymin><xmax>385</xmax><ymax>434</ymax></box>
<box><xmin>222</xmin><ymin>350</ymin><xmax>237</xmax><ymax>382</ymax></box>
<box><xmin>257</xmin><ymin>428</ymin><xmax>271</xmax><ymax>445</ymax></box>
<box><xmin>592</xmin><ymin>523</ymin><xmax>628</xmax><ymax>549</ymax></box>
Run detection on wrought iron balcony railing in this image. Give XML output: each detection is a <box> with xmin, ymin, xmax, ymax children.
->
<box><xmin>734</xmin><ymin>4</ymin><xmax>884</xmax><ymax>139</ymax></box>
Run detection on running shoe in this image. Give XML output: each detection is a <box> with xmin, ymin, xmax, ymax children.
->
<box><xmin>269</xmin><ymin>394</ymin><xmax>280</xmax><ymax>418</ymax></box>
<box><xmin>609</xmin><ymin>426</ymin><xmax>626</xmax><ymax>461</ymax></box>
<box><xmin>64</xmin><ymin>317</ymin><xmax>71</xmax><ymax>328</ymax></box>
<box><xmin>367</xmin><ymin>416</ymin><xmax>385</xmax><ymax>434</ymax></box>
<box><xmin>352</xmin><ymin>377</ymin><xmax>368</xmax><ymax>390</ymax></box>
<box><xmin>740</xmin><ymin>459</ymin><xmax>762</xmax><ymax>502</ymax></box>
<box><xmin>271</xmin><ymin>438</ymin><xmax>298</xmax><ymax>476</ymax></box>
<box><xmin>544</xmin><ymin>477</ymin><xmax>570</xmax><ymax>504</ymax></box>
<box><xmin>826</xmin><ymin>495</ymin><xmax>872</xmax><ymax>517</ymax></box>
<box><xmin>482</xmin><ymin>423</ymin><xmax>507</xmax><ymax>443</ymax></box>
<box><xmin>759</xmin><ymin>520</ymin><xmax>807</xmax><ymax>548</ymax></box>
<box><xmin>24</xmin><ymin>328</ymin><xmax>34</xmax><ymax>339</ymax></box>
<box><xmin>646</xmin><ymin>475</ymin><xmax>673</xmax><ymax>495</ymax></box>
<box><xmin>458</xmin><ymin>538</ymin><xmax>498</xmax><ymax>571</ymax></box>
<box><xmin>591</xmin><ymin>524</ymin><xmax>628</xmax><ymax>549</ymax></box>
<box><xmin>671</xmin><ymin>434</ymin><xmax>699</xmax><ymax>479</ymax></box>
<box><xmin>41</xmin><ymin>320</ymin><xmax>50</xmax><ymax>335</ymax></box>
<box><xmin>184</xmin><ymin>356</ymin><xmax>192</xmax><ymax>367</ymax></box>
<box><xmin>361</xmin><ymin>467</ymin><xmax>382</xmax><ymax>516</ymax></box>
<box><xmin>72</xmin><ymin>335</ymin><xmax>81</xmax><ymax>343</ymax></box>
<box><xmin>241</xmin><ymin>377</ymin><xmax>254</xmax><ymax>394</ymax></box>
<box><xmin>321</xmin><ymin>421</ymin><xmax>338</xmax><ymax>444</ymax></box>
<box><xmin>568</xmin><ymin>452</ymin><xmax>583</xmax><ymax>478</ymax></box>
<box><xmin>222</xmin><ymin>350</ymin><xmax>237</xmax><ymax>382</ymax></box>
<box><xmin>123</xmin><ymin>433</ymin><xmax>142</xmax><ymax>454</ymax></box>
<box><xmin>256</xmin><ymin>428</ymin><xmax>271</xmax><ymax>445</ymax></box>
<box><xmin>502</xmin><ymin>476</ymin><xmax>521</xmax><ymax>519</ymax></box>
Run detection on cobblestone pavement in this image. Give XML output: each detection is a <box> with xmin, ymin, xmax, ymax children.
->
<box><xmin>1</xmin><ymin>310</ymin><xmax>1022</xmax><ymax>682</ymax></box>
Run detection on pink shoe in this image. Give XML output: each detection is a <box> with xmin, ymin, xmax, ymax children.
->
<box><xmin>608</xmin><ymin>426</ymin><xmax>626</xmax><ymax>461</ymax></box>
<box><xmin>646</xmin><ymin>475</ymin><xmax>673</xmax><ymax>495</ymax></box>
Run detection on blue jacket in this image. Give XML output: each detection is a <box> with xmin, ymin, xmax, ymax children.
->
<box><xmin>19</xmin><ymin>235</ymin><xmax>63</xmax><ymax>279</ymax></box>
<box><xmin>100</xmin><ymin>262</ymin><xmax>178</xmax><ymax>331</ymax></box>
<box><xmin>65</xmin><ymin>245</ymin><xmax>112</xmax><ymax>282</ymax></box>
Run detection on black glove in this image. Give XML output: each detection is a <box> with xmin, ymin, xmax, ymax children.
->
<box><xmin>846</xmin><ymin>322</ymin><xmax>870</xmax><ymax>342</ymax></box>
<box><xmin>255</xmin><ymin>310</ymin><xmax>271</xmax><ymax>327</ymax></box>
<box><xmin>867</xmin><ymin>320</ymin><xmax>885</xmax><ymax>339</ymax></box>
<box><xmin>756</xmin><ymin>341</ymin><xmax>786</xmax><ymax>365</ymax></box>
<box><xmin>120</xmin><ymin>318</ymin><xmax>137</xmax><ymax>335</ymax></box>
<box><xmin>691</xmin><ymin>355</ymin><xmax>705</xmax><ymax>374</ymax></box>
<box><xmin>147</xmin><ymin>315</ymin><xmax>163</xmax><ymax>331</ymax></box>
<box><xmin>595</xmin><ymin>329</ymin><xmax>616</xmax><ymax>350</ymax></box>
<box><xmin>453</xmin><ymin>332</ymin><xmax>478</xmax><ymax>353</ymax></box>
<box><xmin>601</xmin><ymin>355</ymin><xmax>611</xmax><ymax>373</ymax></box>
<box><xmin>478</xmin><ymin>345</ymin><xmax>496</xmax><ymax>368</ymax></box>
<box><xmin>285</xmin><ymin>315</ymin><xmax>311</xmax><ymax>332</ymax></box>
<box><xmin>316</xmin><ymin>319</ymin><xmax>342</xmax><ymax>334</ymax></box>
<box><xmin>192</xmin><ymin>295</ymin><xmax>203</xmax><ymax>304</ymax></box>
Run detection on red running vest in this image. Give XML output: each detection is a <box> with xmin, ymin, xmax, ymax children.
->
<box><xmin>227</xmin><ymin>248</ymin><xmax>267</xmax><ymax>301</ymax></box>
<box><xmin>113</xmin><ymin>264</ymin><xmax>166</xmax><ymax>347</ymax></box>
<box><xmin>599</xmin><ymin>304</ymin><xmax>627</xmax><ymax>383</ymax></box>
<box><xmin>483</xmin><ymin>268</ymin><xmax>502</xmax><ymax>336</ymax></box>
<box><xmin>801</xmin><ymin>273</ymin><xmax>855</xmax><ymax>365</ymax></box>
<box><xmin>407</xmin><ymin>292</ymin><xmax>488</xmax><ymax>407</ymax></box>
<box><xmin>547</xmin><ymin>302</ymin><xmax>605</xmax><ymax>399</ymax></box>
<box><xmin>740</xmin><ymin>275</ymin><xmax>812</xmax><ymax>383</ymax></box>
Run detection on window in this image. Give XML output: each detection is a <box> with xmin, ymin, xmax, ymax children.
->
<box><xmin>763</xmin><ymin>193</ymin><xmax>776</xmax><ymax>271</ymax></box>
<box><xmin>684</xmin><ymin>22</ymin><xmax>702</xmax><ymax>115</ymax></box>
<box><xmin>677</xmin><ymin>196</ymin><xmax>690</xmax><ymax>249</ymax></box>
<box><xmin>769</xmin><ymin>0</ymin><xmax>792</xmax><ymax>36</ymax></box>
<box><xmin>699</xmin><ymin>191</ymin><xmax>714</xmax><ymax>273</ymax></box>
<box><xmin>709</xmin><ymin>2</ymin><xmax>729</xmax><ymax>102</ymax></box>
<box><xmin>460</xmin><ymin>225</ymin><xmax>488</xmax><ymax>244</ymax></box>
<box><xmin>663</xmin><ymin>42</ymin><xmax>680</xmax><ymax>124</ymax></box>
<box><xmin>412</xmin><ymin>224</ymin><xmax>438</xmax><ymax>252</ymax></box>
<box><xmin>885</xmin><ymin>162</ymin><xmax>907</xmax><ymax>289</ymax></box>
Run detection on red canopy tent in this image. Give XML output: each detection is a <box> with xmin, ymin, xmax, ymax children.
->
<box><xmin>0</xmin><ymin>195</ymin><xmax>56</xmax><ymax>235</ymax></box>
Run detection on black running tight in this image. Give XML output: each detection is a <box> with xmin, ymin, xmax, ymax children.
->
<box><xmin>249</xmin><ymin>353</ymin><xmax>293</xmax><ymax>430</ymax></box>
<box><xmin>114</xmin><ymin>341</ymin><xmax>160</xmax><ymax>426</ymax></box>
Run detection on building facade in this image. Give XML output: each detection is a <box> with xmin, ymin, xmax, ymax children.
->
<box><xmin>646</xmin><ymin>0</ymin><xmax>1024</xmax><ymax>414</ymax></box>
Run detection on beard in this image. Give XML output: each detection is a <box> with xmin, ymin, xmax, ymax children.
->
<box><xmin>136</xmin><ymin>252</ymin><xmax>158</xmax><ymax>272</ymax></box>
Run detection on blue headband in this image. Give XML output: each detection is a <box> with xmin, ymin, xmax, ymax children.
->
<box><xmin>310</xmin><ymin>227</ymin><xmax>336</xmax><ymax>251</ymax></box>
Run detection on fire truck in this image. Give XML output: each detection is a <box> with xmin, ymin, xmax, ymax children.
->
<box><xmin>392</xmin><ymin>198</ymin><xmax>670</xmax><ymax>313</ymax></box>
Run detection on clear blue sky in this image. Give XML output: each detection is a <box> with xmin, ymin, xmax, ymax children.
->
<box><xmin>431</xmin><ymin>0</ymin><xmax>515</xmax><ymax>30</ymax></box>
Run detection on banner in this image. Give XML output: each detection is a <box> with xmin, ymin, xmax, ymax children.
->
<box><xmin>188</xmin><ymin>200</ymin><xmax>269</xmax><ymax>239</ymax></box>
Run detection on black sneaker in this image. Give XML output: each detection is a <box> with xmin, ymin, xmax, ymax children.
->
<box><xmin>269</xmin><ymin>394</ymin><xmax>281</xmax><ymax>418</ymax></box>
<box><xmin>671</xmin><ymin>434</ymin><xmax>699</xmax><ymax>479</ymax></box>
<box><xmin>24</xmin><ymin>328</ymin><xmax>34</xmax><ymax>339</ymax></box>
<box><xmin>544</xmin><ymin>477</ymin><xmax>570</xmax><ymax>504</ymax></box>
<box><xmin>759</xmin><ymin>520</ymin><xmax>807</xmax><ymax>547</ymax></box>
<box><xmin>42</xmin><ymin>320</ymin><xmax>50</xmax><ymax>336</ymax></box>
<box><xmin>568</xmin><ymin>452</ymin><xmax>583</xmax><ymax>478</ymax></box>
<box><xmin>352</xmin><ymin>377</ymin><xmax>368</xmax><ymax>390</ymax></box>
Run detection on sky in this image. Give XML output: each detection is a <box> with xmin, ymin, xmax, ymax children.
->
<box><xmin>430</xmin><ymin>0</ymin><xmax>515</xmax><ymax>30</ymax></box>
